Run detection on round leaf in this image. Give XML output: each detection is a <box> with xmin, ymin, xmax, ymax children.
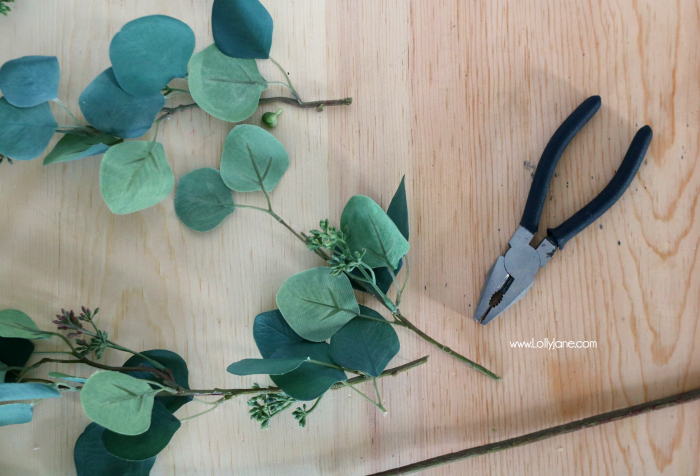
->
<box><xmin>253</xmin><ymin>310</ymin><xmax>307</xmax><ymax>359</ymax></box>
<box><xmin>212</xmin><ymin>0</ymin><xmax>273</xmax><ymax>59</ymax></box>
<box><xmin>43</xmin><ymin>131</ymin><xmax>121</xmax><ymax>165</ymax></box>
<box><xmin>0</xmin><ymin>55</ymin><xmax>60</xmax><ymax>107</ymax></box>
<box><xmin>0</xmin><ymin>337</ymin><xmax>34</xmax><ymax>383</ymax></box>
<box><xmin>0</xmin><ymin>98</ymin><xmax>57</xmax><ymax>161</ymax></box>
<box><xmin>80</xmin><ymin>371</ymin><xmax>156</xmax><ymax>436</ymax></box>
<box><xmin>276</xmin><ymin>267</ymin><xmax>360</xmax><ymax>342</ymax></box>
<box><xmin>226</xmin><ymin>357</ymin><xmax>309</xmax><ymax>376</ymax></box>
<box><xmin>0</xmin><ymin>309</ymin><xmax>50</xmax><ymax>340</ymax></box>
<box><xmin>74</xmin><ymin>423</ymin><xmax>156</xmax><ymax>476</ymax></box>
<box><xmin>188</xmin><ymin>44</ymin><xmax>268</xmax><ymax>123</ymax></box>
<box><xmin>0</xmin><ymin>403</ymin><xmax>33</xmax><ymax>427</ymax></box>
<box><xmin>340</xmin><ymin>195</ymin><xmax>410</xmax><ymax>269</ymax></box>
<box><xmin>79</xmin><ymin>68</ymin><xmax>165</xmax><ymax>139</ymax></box>
<box><xmin>101</xmin><ymin>400</ymin><xmax>180</xmax><ymax>461</ymax></box>
<box><xmin>270</xmin><ymin>342</ymin><xmax>346</xmax><ymax>401</ymax></box>
<box><xmin>220</xmin><ymin>124</ymin><xmax>289</xmax><ymax>192</ymax></box>
<box><xmin>99</xmin><ymin>140</ymin><xmax>174</xmax><ymax>214</ymax></box>
<box><xmin>0</xmin><ymin>383</ymin><xmax>61</xmax><ymax>402</ymax></box>
<box><xmin>330</xmin><ymin>306</ymin><xmax>400</xmax><ymax>377</ymax></box>
<box><xmin>122</xmin><ymin>349</ymin><xmax>192</xmax><ymax>414</ymax></box>
<box><xmin>174</xmin><ymin>168</ymin><xmax>235</xmax><ymax>232</ymax></box>
<box><xmin>110</xmin><ymin>15</ymin><xmax>195</xmax><ymax>96</ymax></box>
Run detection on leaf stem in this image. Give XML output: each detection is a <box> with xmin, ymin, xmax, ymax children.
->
<box><xmin>179</xmin><ymin>397</ymin><xmax>227</xmax><ymax>422</ymax></box>
<box><xmin>52</xmin><ymin>98</ymin><xmax>82</xmax><ymax>126</ymax></box>
<box><xmin>367</xmin><ymin>387</ymin><xmax>700</xmax><ymax>475</ymax></box>
<box><xmin>341</xmin><ymin>380</ymin><xmax>387</xmax><ymax>414</ymax></box>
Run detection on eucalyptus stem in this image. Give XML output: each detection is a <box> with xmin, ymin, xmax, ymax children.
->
<box><xmin>341</xmin><ymin>380</ymin><xmax>387</xmax><ymax>414</ymax></box>
<box><xmin>368</xmin><ymin>387</ymin><xmax>700</xmax><ymax>475</ymax></box>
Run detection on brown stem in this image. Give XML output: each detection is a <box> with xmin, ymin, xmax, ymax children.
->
<box><xmin>28</xmin><ymin>357</ymin><xmax>173</xmax><ymax>383</ymax></box>
<box><xmin>367</xmin><ymin>387</ymin><xmax>700</xmax><ymax>475</ymax></box>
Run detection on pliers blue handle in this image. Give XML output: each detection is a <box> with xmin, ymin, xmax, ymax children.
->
<box><xmin>475</xmin><ymin>96</ymin><xmax>653</xmax><ymax>325</ymax></box>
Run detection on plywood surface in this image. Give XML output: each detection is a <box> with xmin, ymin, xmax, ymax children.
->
<box><xmin>1</xmin><ymin>1</ymin><xmax>699</xmax><ymax>474</ymax></box>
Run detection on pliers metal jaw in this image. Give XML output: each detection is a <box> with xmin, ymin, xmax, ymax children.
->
<box><xmin>475</xmin><ymin>96</ymin><xmax>653</xmax><ymax>325</ymax></box>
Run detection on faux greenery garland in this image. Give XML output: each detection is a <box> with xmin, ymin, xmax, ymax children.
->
<box><xmin>0</xmin><ymin>0</ymin><xmax>498</xmax><ymax>474</ymax></box>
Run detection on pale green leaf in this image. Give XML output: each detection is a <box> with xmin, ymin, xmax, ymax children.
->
<box><xmin>0</xmin><ymin>309</ymin><xmax>50</xmax><ymax>340</ymax></box>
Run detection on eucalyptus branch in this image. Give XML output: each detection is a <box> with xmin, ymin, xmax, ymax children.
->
<box><xmin>368</xmin><ymin>387</ymin><xmax>700</xmax><ymax>475</ymax></box>
<box><xmin>18</xmin><ymin>357</ymin><xmax>173</xmax><ymax>383</ymax></box>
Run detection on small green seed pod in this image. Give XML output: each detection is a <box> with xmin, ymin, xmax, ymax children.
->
<box><xmin>261</xmin><ymin>108</ymin><xmax>283</xmax><ymax>128</ymax></box>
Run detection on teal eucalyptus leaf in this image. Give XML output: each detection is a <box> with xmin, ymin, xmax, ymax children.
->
<box><xmin>0</xmin><ymin>55</ymin><xmax>60</xmax><ymax>107</ymax></box>
<box><xmin>253</xmin><ymin>310</ymin><xmax>307</xmax><ymax>359</ymax></box>
<box><xmin>188</xmin><ymin>44</ymin><xmax>268</xmax><ymax>123</ymax></box>
<box><xmin>79</xmin><ymin>68</ymin><xmax>165</xmax><ymax>139</ymax></box>
<box><xmin>227</xmin><ymin>357</ymin><xmax>309</xmax><ymax>376</ymax></box>
<box><xmin>48</xmin><ymin>372</ymin><xmax>88</xmax><ymax>383</ymax></box>
<box><xmin>74</xmin><ymin>423</ymin><xmax>156</xmax><ymax>476</ymax></box>
<box><xmin>220</xmin><ymin>124</ymin><xmax>288</xmax><ymax>192</ymax></box>
<box><xmin>276</xmin><ymin>267</ymin><xmax>359</xmax><ymax>342</ymax></box>
<box><xmin>212</xmin><ymin>0</ymin><xmax>274</xmax><ymax>59</ymax></box>
<box><xmin>43</xmin><ymin>131</ymin><xmax>121</xmax><ymax>165</ymax></box>
<box><xmin>270</xmin><ymin>342</ymin><xmax>346</xmax><ymax>401</ymax></box>
<box><xmin>329</xmin><ymin>306</ymin><xmax>400</xmax><ymax>377</ymax></box>
<box><xmin>101</xmin><ymin>400</ymin><xmax>181</xmax><ymax>461</ymax></box>
<box><xmin>110</xmin><ymin>15</ymin><xmax>195</xmax><ymax>96</ymax></box>
<box><xmin>0</xmin><ymin>383</ymin><xmax>61</xmax><ymax>402</ymax></box>
<box><xmin>0</xmin><ymin>403</ymin><xmax>34</xmax><ymax>427</ymax></box>
<box><xmin>0</xmin><ymin>98</ymin><xmax>57</xmax><ymax>161</ymax></box>
<box><xmin>99</xmin><ymin>140</ymin><xmax>174</xmax><ymax>215</ymax></box>
<box><xmin>340</xmin><ymin>195</ymin><xmax>410</xmax><ymax>269</ymax></box>
<box><xmin>123</xmin><ymin>349</ymin><xmax>192</xmax><ymax>414</ymax></box>
<box><xmin>174</xmin><ymin>168</ymin><xmax>235</xmax><ymax>232</ymax></box>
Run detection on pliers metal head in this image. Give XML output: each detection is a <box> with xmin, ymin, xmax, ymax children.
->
<box><xmin>475</xmin><ymin>96</ymin><xmax>653</xmax><ymax>325</ymax></box>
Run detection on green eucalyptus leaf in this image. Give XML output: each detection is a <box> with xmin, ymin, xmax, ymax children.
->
<box><xmin>253</xmin><ymin>310</ymin><xmax>307</xmax><ymax>359</ymax></box>
<box><xmin>0</xmin><ymin>403</ymin><xmax>34</xmax><ymax>427</ymax></box>
<box><xmin>48</xmin><ymin>372</ymin><xmax>88</xmax><ymax>383</ymax></box>
<box><xmin>270</xmin><ymin>342</ymin><xmax>346</xmax><ymax>401</ymax></box>
<box><xmin>212</xmin><ymin>0</ymin><xmax>273</xmax><ymax>59</ymax></box>
<box><xmin>0</xmin><ymin>98</ymin><xmax>57</xmax><ymax>161</ymax></box>
<box><xmin>0</xmin><ymin>55</ymin><xmax>60</xmax><ymax>107</ymax></box>
<box><xmin>110</xmin><ymin>15</ymin><xmax>195</xmax><ymax>96</ymax></box>
<box><xmin>74</xmin><ymin>423</ymin><xmax>156</xmax><ymax>476</ymax></box>
<box><xmin>340</xmin><ymin>195</ymin><xmax>410</xmax><ymax>269</ymax></box>
<box><xmin>188</xmin><ymin>44</ymin><xmax>268</xmax><ymax>123</ymax></box>
<box><xmin>0</xmin><ymin>337</ymin><xmax>34</xmax><ymax>383</ymax></box>
<box><xmin>220</xmin><ymin>124</ymin><xmax>289</xmax><ymax>192</ymax></box>
<box><xmin>79</xmin><ymin>68</ymin><xmax>165</xmax><ymax>139</ymax></box>
<box><xmin>123</xmin><ymin>349</ymin><xmax>192</xmax><ymax>414</ymax></box>
<box><xmin>0</xmin><ymin>309</ymin><xmax>50</xmax><ymax>340</ymax></box>
<box><xmin>43</xmin><ymin>131</ymin><xmax>121</xmax><ymax>165</ymax></box>
<box><xmin>276</xmin><ymin>267</ymin><xmax>360</xmax><ymax>342</ymax></box>
<box><xmin>80</xmin><ymin>371</ymin><xmax>156</xmax><ymax>436</ymax></box>
<box><xmin>329</xmin><ymin>306</ymin><xmax>400</xmax><ymax>377</ymax></box>
<box><xmin>387</xmin><ymin>175</ymin><xmax>409</xmax><ymax>240</ymax></box>
<box><xmin>226</xmin><ymin>357</ymin><xmax>309</xmax><ymax>376</ymax></box>
<box><xmin>0</xmin><ymin>382</ymin><xmax>61</xmax><ymax>402</ymax></box>
<box><xmin>174</xmin><ymin>167</ymin><xmax>235</xmax><ymax>232</ymax></box>
<box><xmin>101</xmin><ymin>400</ymin><xmax>180</xmax><ymax>461</ymax></box>
<box><xmin>99</xmin><ymin>140</ymin><xmax>174</xmax><ymax>215</ymax></box>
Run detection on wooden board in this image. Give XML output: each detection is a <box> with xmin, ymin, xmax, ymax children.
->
<box><xmin>1</xmin><ymin>1</ymin><xmax>699</xmax><ymax>474</ymax></box>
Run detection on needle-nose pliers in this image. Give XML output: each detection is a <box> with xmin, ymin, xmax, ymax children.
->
<box><xmin>474</xmin><ymin>96</ymin><xmax>653</xmax><ymax>325</ymax></box>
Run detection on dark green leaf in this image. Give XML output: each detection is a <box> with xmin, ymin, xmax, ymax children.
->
<box><xmin>43</xmin><ymin>131</ymin><xmax>121</xmax><ymax>165</ymax></box>
<box><xmin>99</xmin><ymin>140</ymin><xmax>174</xmax><ymax>214</ymax></box>
<box><xmin>340</xmin><ymin>195</ymin><xmax>410</xmax><ymax>269</ymax></box>
<box><xmin>123</xmin><ymin>349</ymin><xmax>192</xmax><ymax>414</ymax></box>
<box><xmin>276</xmin><ymin>267</ymin><xmax>359</xmax><ymax>342</ymax></box>
<box><xmin>0</xmin><ymin>55</ymin><xmax>60</xmax><ymax>107</ymax></box>
<box><xmin>0</xmin><ymin>98</ymin><xmax>57</xmax><ymax>161</ymax></box>
<box><xmin>212</xmin><ymin>0</ymin><xmax>274</xmax><ymax>59</ymax></box>
<box><xmin>79</xmin><ymin>68</ymin><xmax>165</xmax><ymax>139</ymax></box>
<box><xmin>387</xmin><ymin>175</ymin><xmax>409</xmax><ymax>240</ymax></box>
<box><xmin>74</xmin><ymin>423</ymin><xmax>156</xmax><ymax>476</ymax></box>
<box><xmin>270</xmin><ymin>342</ymin><xmax>346</xmax><ymax>401</ymax></box>
<box><xmin>174</xmin><ymin>167</ymin><xmax>235</xmax><ymax>232</ymax></box>
<box><xmin>227</xmin><ymin>357</ymin><xmax>309</xmax><ymax>376</ymax></box>
<box><xmin>188</xmin><ymin>44</ymin><xmax>268</xmax><ymax>123</ymax></box>
<box><xmin>0</xmin><ymin>309</ymin><xmax>51</xmax><ymax>340</ymax></box>
<box><xmin>0</xmin><ymin>403</ymin><xmax>33</xmax><ymax>426</ymax></box>
<box><xmin>110</xmin><ymin>15</ymin><xmax>195</xmax><ymax>96</ymax></box>
<box><xmin>101</xmin><ymin>400</ymin><xmax>180</xmax><ymax>461</ymax></box>
<box><xmin>0</xmin><ymin>337</ymin><xmax>34</xmax><ymax>383</ymax></box>
<box><xmin>0</xmin><ymin>383</ymin><xmax>61</xmax><ymax>401</ymax></box>
<box><xmin>220</xmin><ymin>124</ymin><xmax>289</xmax><ymax>192</ymax></box>
<box><xmin>253</xmin><ymin>310</ymin><xmax>307</xmax><ymax>359</ymax></box>
<box><xmin>329</xmin><ymin>306</ymin><xmax>400</xmax><ymax>377</ymax></box>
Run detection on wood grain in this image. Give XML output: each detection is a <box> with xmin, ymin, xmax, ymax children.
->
<box><xmin>1</xmin><ymin>1</ymin><xmax>699</xmax><ymax>475</ymax></box>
